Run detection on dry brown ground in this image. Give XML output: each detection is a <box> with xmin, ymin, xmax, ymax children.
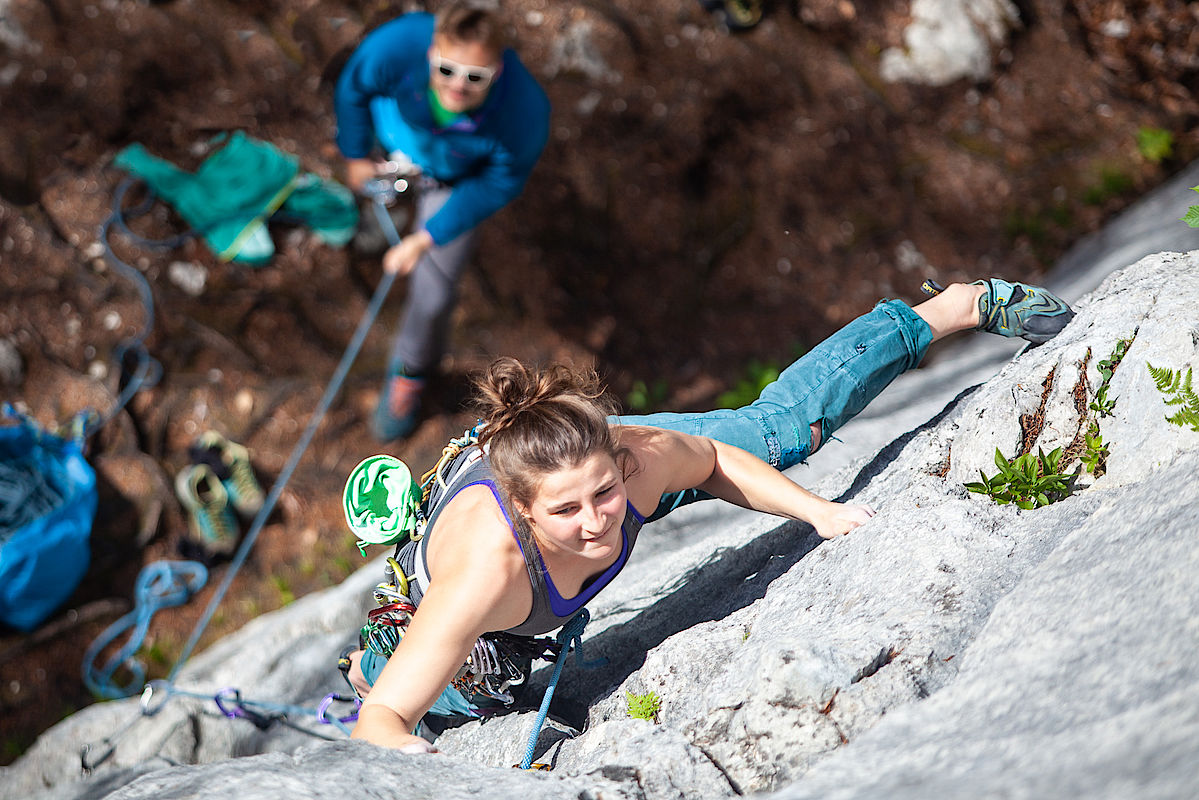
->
<box><xmin>0</xmin><ymin>0</ymin><xmax>1195</xmax><ymax>763</ymax></box>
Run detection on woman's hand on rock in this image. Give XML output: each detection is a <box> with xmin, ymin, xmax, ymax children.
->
<box><xmin>814</xmin><ymin>502</ymin><xmax>876</xmax><ymax>539</ymax></box>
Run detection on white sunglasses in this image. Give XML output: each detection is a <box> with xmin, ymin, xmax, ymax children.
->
<box><xmin>430</xmin><ymin>51</ymin><xmax>497</xmax><ymax>89</ymax></box>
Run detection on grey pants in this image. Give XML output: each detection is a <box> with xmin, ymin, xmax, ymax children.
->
<box><xmin>387</xmin><ymin>186</ymin><xmax>477</xmax><ymax>376</ymax></box>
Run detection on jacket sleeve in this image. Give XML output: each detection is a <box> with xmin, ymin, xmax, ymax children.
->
<box><xmin>334</xmin><ymin>16</ymin><xmax>430</xmax><ymax>159</ymax></box>
<box><xmin>423</xmin><ymin>81</ymin><xmax>551</xmax><ymax>245</ymax></box>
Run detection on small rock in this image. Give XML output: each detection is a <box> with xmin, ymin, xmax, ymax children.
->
<box><xmin>0</xmin><ymin>339</ymin><xmax>23</xmax><ymax>385</ymax></box>
<box><xmin>234</xmin><ymin>389</ymin><xmax>254</xmax><ymax>416</ymax></box>
<box><xmin>168</xmin><ymin>261</ymin><xmax>207</xmax><ymax>297</ymax></box>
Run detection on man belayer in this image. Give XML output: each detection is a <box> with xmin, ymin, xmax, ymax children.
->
<box><xmin>335</xmin><ymin>1</ymin><xmax>551</xmax><ymax>440</ymax></box>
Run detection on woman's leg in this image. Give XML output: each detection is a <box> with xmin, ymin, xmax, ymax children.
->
<box><xmin>617</xmin><ymin>282</ymin><xmax>1006</xmax><ymax>520</ymax></box>
<box><xmin>616</xmin><ymin>298</ymin><xmax>932</xmax><ymax>518</ymax></box>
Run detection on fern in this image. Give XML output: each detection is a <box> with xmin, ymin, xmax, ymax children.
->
<box><xmin>1147</xmin><ymin>362</ymin><xmax>1199</xmax><ymax>431</ymax></box>
<box><xmin>1184</xmin><ymin>185</ymin><xmax>1199</xmax><ymax>228</ymax></box>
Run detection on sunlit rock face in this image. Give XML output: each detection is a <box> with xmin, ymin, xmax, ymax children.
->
<box><xmin>6</xmin><ymin>182</ymin><xmax>1199</xmax><ymax>800</ymax></box>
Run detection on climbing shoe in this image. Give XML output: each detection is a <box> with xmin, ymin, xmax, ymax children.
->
<box><xmin>189</xmin><ymin>431</ymin><xmax>264</xmax><ymax>517</ymax></box>
<box><xmin>973</xmin><ymin>278</ymin><xmax>1075</xmax><ymax>344</ymax></box>
<box><xmin>371</xmin><ymin>370</ymin><xmax>426</xmax><ymax>442</ymax></box>
<box><xmin>175</xmin><ymin>463</ymin><xmax>239</xmax><ymax>558</ymax></box>
<box><xmin>698</xmin><ymin>0</ymin><xmax>763</xmax><ymax>30</ymax></box>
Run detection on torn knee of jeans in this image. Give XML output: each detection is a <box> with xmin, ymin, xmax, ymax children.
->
<box><xmin>810</xmin><ymin>420</ymin><xmax>823</xmax><ymax>453</ymax></box>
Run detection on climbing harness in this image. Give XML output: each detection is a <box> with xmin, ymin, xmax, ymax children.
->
<box><xmin>79</xmin><ymin>679</ymin><xmax>360</xmax><ymax>775</ymax></box>
<box><xmin>346</xmin><ymin>428</ymin><xmax>564</xmax><ymax>710</ymax></box>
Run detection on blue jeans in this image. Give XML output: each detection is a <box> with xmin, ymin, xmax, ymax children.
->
<box><xmin>614</xmin><ymin>299</ymin><xmax>933</xmax><ymax>520</ymax></box>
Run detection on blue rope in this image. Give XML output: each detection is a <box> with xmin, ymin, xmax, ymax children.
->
<box><xmin>518</xmin><ymin>608</ymin><xmax>606</xmax><ymax>770</ymax></box>
<box><xmin>81</xmin><ymin>561</ymin><xmax>208</xmax><ymax>700</ymax></box>
<box><xmin>84</xmin><ymin>176</ymin><xmax>169</xmax><ymax>439</ymax></box>
<box><xmin>168</xmin><ymin>196</ymin><xmax>400</xmax><ymax>680</ymax></box>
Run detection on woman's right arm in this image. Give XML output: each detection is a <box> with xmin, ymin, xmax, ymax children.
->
<box><xmin>350</xmin><ymin>580</ymin><xmax>483</xmax><ymax>750</ymax></box>
<box><xmin>351</xmin><ymin>527</ymin><xmax>532</xmax><ymax>750</ymax></box>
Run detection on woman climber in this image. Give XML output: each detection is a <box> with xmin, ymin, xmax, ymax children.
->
<box><xmin>341</xmin><ymin>278</ymin><xmax>1074</xmax><ymax>753</ymax></box>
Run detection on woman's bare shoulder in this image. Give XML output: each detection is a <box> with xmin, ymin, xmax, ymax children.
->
<box><xmin>613</xmin><ymin>424</ymin><xmax>715</xmax><ymax>509</ymax></box>
<box><xmin>425</xmin><ymin>484</ymin><xmax>530</xmax><ymax>609</ymax></box>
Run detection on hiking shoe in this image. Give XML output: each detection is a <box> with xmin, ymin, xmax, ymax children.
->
<box><xmin>175</xmin><ymin>463</ymin><xmax>239</xmax><ymax>558</ymax></box>
<box><xmin>973</xmin><ymin>278</ymin><xmax>1075</xmax><ymax>344</ymax></box>
<box><xmin>372</xmin><ymin>371</ymin><xmax>426</xmax><ymax>442</ymax></box>
<box><xmin>189</xmin><ymin>431</ymin><xmax>264</xmax><ymax>517</ymax></box>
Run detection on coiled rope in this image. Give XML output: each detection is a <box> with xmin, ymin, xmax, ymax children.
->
<box><xmin>81</xmin><ymin>561</ymin><xmax>208</xmax><ymax>700</ymax></box>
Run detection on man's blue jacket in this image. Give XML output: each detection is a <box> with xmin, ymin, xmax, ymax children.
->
<box><xmin>335</xmin><ymin>13</ymin><xmax>550</xmax><ymax>245</ymax></box>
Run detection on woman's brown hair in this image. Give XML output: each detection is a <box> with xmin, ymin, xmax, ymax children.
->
<box><xmin>473</xmin><ymin>357</ymin><xmax>623</xmax><ymax>511</ymax></box>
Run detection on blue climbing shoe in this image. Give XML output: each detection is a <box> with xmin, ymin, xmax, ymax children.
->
<box><xmin>371</xmin><ymin>371</ymin><xmax>426</xmax><ymax>442</ymax></box>
<box><xmin>973</xmin><ymin>278</ymin><xmax>1074</xmax><ymax>344</ymax></box>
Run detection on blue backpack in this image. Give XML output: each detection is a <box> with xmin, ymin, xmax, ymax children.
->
<box><xmin>0</xmin><ymin>411</ymin><xmax>97</xmax><ymax>631</ymax></box>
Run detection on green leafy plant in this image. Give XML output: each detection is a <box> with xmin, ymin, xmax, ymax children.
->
<box><xmin>1148</xmin><ymin>363</ymin><xmax>1199</xmax><ymax>431</ymax></box>
<box><xmin>270</xmin><ymin>573</ymin><xmax>295</xmax><ymax>606</ymax></box>
<box><xmin>625</xmin><ymin>690</ymin><xmax>662</xmax><ymax>722</ymax></box>
<box><xmin>1090</xmin><ymin>337</ymin><xmax>1133</xmax><ymax>417</ymax></box>
<box><xmin>1136</xmin><ymin>127</ymin><xmax>1174</xmax><ymax>164</ymax></box>
<box><xmin>1080</xmin><ymin>424</ymin><xmax>1108</xmax><ymax>476</ymax></box>
<box><xmin>1084</xmin><ymin>167</ymin><xmax>1134</xmax><ymax>206</ymax></box>
<box><xmin>626</xmin><ymin>378</ymin><xmax>669</xmax><ymax>412</ymax></box>
<box><xmin>965</xmin><ymin>447</ymin><xmax>1078</xmax><ymax>509</ymax></box>
<box><xmin>1184</xmin><ymin>185</ymin><xmax>1199</xmax><ymax>228</ymax></box>
<box><xmin>718</xmin><ymin>359</ymin><xmax>782</xmax><ymax>408</ymax></box>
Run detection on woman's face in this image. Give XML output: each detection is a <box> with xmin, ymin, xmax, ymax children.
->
<box><xmin>521</xmin><ymin>451</ymin><xmax>627</xmax><ymax>562</ymax></box>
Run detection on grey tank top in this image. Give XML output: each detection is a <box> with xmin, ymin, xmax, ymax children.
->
<box><xmin>394</xmin><ymin>445</ymin><xmax>645</xmax><ymax>636</ymax></box>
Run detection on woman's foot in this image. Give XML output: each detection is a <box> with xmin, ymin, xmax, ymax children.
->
<box><xmin>972</xmin><ymin>278</ymin><xmax>1074</xmax><ymax>343</ymax></box>
<box><xmin>918</xmin><ymin>278</ymin><xmax>1074</xmax><ymax>344</ymax></box>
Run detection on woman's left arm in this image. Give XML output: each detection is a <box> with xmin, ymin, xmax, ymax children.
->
<box><xmin>623</xmin><ymin>427</ymin><xmax>874</xmax><ymax>539</ymax></box>
<box><xmin>699</xmin><ymin>438</ymin><xmax>873</xmax><ymax>538</ymax></box>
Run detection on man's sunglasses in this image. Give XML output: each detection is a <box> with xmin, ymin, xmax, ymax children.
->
<box><xmin>430</xmin><ymin>51</ymin><xmax>496</xmax><ymax>88</ymax></box>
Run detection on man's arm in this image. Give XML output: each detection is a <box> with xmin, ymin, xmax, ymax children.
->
<box><xmin>334</xmin><ymin>16</ymin><xmax>432</xmax><ymax>161</ymax></box>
